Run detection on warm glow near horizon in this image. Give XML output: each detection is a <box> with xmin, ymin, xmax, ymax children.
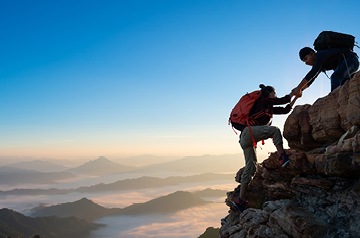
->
<box><xmin>0</xmin><ymin>130</ymin><xmax>278</xmax><ymax>160</ymax></box>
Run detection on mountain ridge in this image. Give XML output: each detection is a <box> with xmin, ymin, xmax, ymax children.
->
<box><xmin>0</xmin><ymin>208</ymin><xmax>102</xmax><ymax>238</ymax></box>
<box><xmin>0</xmin><ymin>166</ymin><xmax>76</xmax><ymax>185</ymax></box>
<box><xmin>5</xmin><ymin>159</ymin><xmax>68</xmax><ymax>172</ymax></box>
<box><xmin>30</xmin><ymin>190</ymin><xmax>212</xmax><ymax>221</ymax></box>
<box><xmin>0</xmin><ymin>172</ymin><xmax>232</xmax><ymax>195</ymax></box>
<box><xmin>67</xmin><ymin>156</ymin><xmax>134</xmax><ymax>175</ymax></box>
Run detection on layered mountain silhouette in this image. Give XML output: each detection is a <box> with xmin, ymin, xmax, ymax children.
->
<box><xmin>0</xmin><ymin>166</ymin><xmax>76</xmax><ymax>185</ymax></box>
<box><xmin>0</xmin><ymin>208</ymin><xmax>102</xmax><ymax>238</ymax></box>
<box><xmin>0</xmin><ymin>173</ymin><xmax>232</xmax><ymax>195</ymax></box>
<box><xmin>5</xmin><ymin>159</ymin><xmax>68</xmax><ymax>172</ymax></box>
<box><xmin>31</xmin><ymin>191</ymin><xmax>210</xmax><ymax>221</ymax></box>
<box><xmin>31</xmin><ymin>197</ymin><xmax>120</xmax><ymax>221</ymax></box>
<box><xmin>0</xmin><ymin>155</ymin><xmax>235</xmax><ymax>237</ymax></box>
<box><xmin>67</xmin><ymin>156</ymin><xmax>134</xmax><ymax>175</ymax></box>
<box><xmin>134</xmin><ymin>154</ymin><xmax>243</xmax><ymax>174</ymax></box>
<box><xmin>3</xmin><ymin>195</ymin><xmax>215</xmax><ymax>237</ymax></box>
<box><xmin>0</xmin><ymin>154</ymin><xmax>243</xmax><ymax>188</ymax></box>
<box><xmin>77</xmin><ymin>173</ymin><xmax>232</xmax><ymax>193</ymax></box>
<box><xmin>120</xmin><ymin>191</ymin><xmax>208</xmax><ymax>215</ymax></box>
<box><xmin>66</xmin><ymin>154</ymin><xmax>243</xmax><ymax>175</ymax></box>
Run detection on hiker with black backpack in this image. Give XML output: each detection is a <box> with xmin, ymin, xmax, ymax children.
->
<box><xmin>228</xmin><ymin>84</ymin><xmax>294</xmax><ymax>213</ymax></box>
<box><xmin>293</xmin><ymin>31</ymin><xmax>359</xmax><ymax>96</ymax></box>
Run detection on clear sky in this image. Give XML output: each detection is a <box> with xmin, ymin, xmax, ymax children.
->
<box><xmin>1</xmin><ymin>0</ymin><xmax>360</xmax><ymax>159</ymax></box>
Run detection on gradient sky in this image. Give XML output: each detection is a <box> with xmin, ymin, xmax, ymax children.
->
<box><xmin>1</xmin><ymin>0</ymin><xmax>360</xmax><ymax>158</ymax></box>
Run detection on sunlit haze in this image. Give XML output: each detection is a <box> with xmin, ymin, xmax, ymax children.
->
<box><xmin>1</xmin><ymin>0</ymin><xmax>359</xmax><ymax>159</ymax></box>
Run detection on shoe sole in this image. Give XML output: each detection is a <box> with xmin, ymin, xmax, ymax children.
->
<box><xmin>282</xmin><ymin>160</ymin><xmax>290</xmax><ymax>167</ymax></box>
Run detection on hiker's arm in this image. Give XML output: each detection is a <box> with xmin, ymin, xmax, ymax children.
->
<box><xmin>293</xmin><ymin>51</ymin><xmax>328</xmax><ymax>97</ymax></box>
<box><xmin>273</xmin><ymin>104</ymin><xmax>292</xmax><ymax>114</ymax></box>
<box><xmin>292</xmin><ymin>79</ymin><xmax>308</xmax><ymax>97</ymax></box>
<box><xmin>266</xmin><ymin>94</ymin><xmax>291</xmax><ymax>105</ymax></box>
<box><xmin>289</xmin><ymin>89</ymin><xmax>295</xmax><ymax>98</ymax></box>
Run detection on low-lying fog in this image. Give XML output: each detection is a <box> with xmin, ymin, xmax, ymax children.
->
<box><xmin>0</xmin><ymin>155</ymin><xmax>242</xmax><ymax>237</ymax></box>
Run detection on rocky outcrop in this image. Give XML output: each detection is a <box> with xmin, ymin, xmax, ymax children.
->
<box><xmin>283</xmin><ymin>72</ymin><xmax>360</xmax><ymax>152</ymax></box>
<box><xmin>219</xmin><ymin>72</ymin><xmax>360</xmax><ymax>238</ymax></box>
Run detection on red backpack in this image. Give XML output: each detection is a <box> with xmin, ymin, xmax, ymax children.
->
<box><xmin>228</xmin><ymin>90</ymin><xmax>266</xmax><ymax>147</ymax></box>
<box><xmin>229</xmin><ymin>90</ymin><xmax>262</xmax><ymax>126</ymax></box>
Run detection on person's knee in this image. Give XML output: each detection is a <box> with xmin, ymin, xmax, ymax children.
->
<box><xmin>240</xmin><ymin>136</ymin><xmax>254</xmax><ymax>149</ymax></box>
<box><xmin>273</xmin><ymin>126</ymin><xmax>281</xmax><ymax>134</ymax></box>
<box><xmin>272</xmin><ymin>127</ymin><xmax>283</xmax><ymax>146</ymax></box>
<box><xmin>271</xmin><ymin>126</ymin><xmax>281</xmax><ymax>137</ymax></box>
<box><xmin>239</xmin><ymin>130</ymin><xmax>253</xmax><ymax>148</ymax></box>
<box><xmin>241</xmin><ymin>162</ymin><xmax>256</xmax><ymax>184</ymax></box>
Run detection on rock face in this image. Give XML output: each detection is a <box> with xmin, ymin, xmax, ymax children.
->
<box><xmin>283</xmin><ymin>72</ymin><xmax>360</xmax><ymax>152</ymax></box>
<box><xmin>219</xmin><ymin>72</ymin><xmax>360</xmax><ymax>238</ymax></box>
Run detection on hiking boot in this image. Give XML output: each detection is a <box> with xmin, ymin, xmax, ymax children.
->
<box><xmin>231</xmin><ymin>197</ymin><xmax>247</xmax><ymax>213</ymax></box>
<box><xmin>278</xmin><ymin>153</ymin><xmax>290</xmax><ymax>167</ymax></box>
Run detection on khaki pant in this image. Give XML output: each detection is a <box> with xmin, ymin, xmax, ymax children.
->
<box><xmin>239</xmin><ymin>125</ymin><xmax>283</xmax><ymax>184</ymax></box>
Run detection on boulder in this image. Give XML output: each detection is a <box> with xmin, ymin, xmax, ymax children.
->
<box><xmin>284</xmin><ymin>72</ymin><xmax>360</xmax><ymax>151</ymax></box>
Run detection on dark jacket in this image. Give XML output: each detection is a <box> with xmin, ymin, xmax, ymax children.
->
<box><xmin>232</xmin><ymin>94</ymin><xmax>291</xmax><ymax>131</ymax></box>
<box><xmin>305</xmin><ymin>49</ymin><xmax>358</xmax><ymax>86</ymax></box>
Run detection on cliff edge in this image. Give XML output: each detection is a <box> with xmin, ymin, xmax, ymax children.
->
<box><xmin>219</xmin><ymin>72</ymin><xmax>360</xmax><ymax>238</ymax></box>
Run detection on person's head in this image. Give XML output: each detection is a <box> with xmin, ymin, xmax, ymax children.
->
<box><xmin>299</xmin><ymin>47</ymin><xmax>316</xmax><ymax>66</ymax></box>
<box><xmin>259</xmin><ymin>84</ymin><xmax>276</xmax><ymax>98</ymax></box>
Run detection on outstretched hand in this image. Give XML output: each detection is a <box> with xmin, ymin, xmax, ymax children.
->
<box><xmin>291</xmin><ymin>87</ymin><xmax>302</xmax><ymax>98</ymax></box>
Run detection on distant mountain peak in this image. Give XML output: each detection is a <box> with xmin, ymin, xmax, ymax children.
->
<box><xmin>68</xmin><ymin>156</ymin><xmax>133</xmax><ymax>175</ymax></box>
<box><xmin>30</xmin><ymin>197</ymin><xmax>115</xmax><ymax>221</ymax></box>
<box><xmin>95</xmin><ymin>156</ymin><xmax>109</xmax><ymax>161</ymax></box>
<box><xmin>89</xmin><ymin>156</ymin><xmax>113</xmax><ymax>164</ymax></box>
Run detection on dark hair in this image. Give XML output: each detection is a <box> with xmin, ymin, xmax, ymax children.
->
<box><xmin>259</xmin><ymin>84</ymin><xmax>275</xmax><ymax>97</ymax></box>
<box><xmin>299</xmin><ymin>47</ymin><xmax>315</xmax><ymax>60</ymax></box>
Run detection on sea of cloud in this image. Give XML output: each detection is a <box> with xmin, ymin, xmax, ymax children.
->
<box><xmin>0</xmin><ymin>157</ymin><xmax>238</xmax><ymax>237</ymax></box>
<box><xmin>0</xmin><ymin>183</ymin><xmax>231</xmax><ymax>237</ymax></box>
<box><xmin>89</xmin><ymin>203</ymin><xmax>226</xmax><ymax>238</ymax></box>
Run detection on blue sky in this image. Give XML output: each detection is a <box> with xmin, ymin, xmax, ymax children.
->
<box><xmin>1</xmin><ymin>0</ymin><xmax>360</xmax><ymax>159</ymax></box>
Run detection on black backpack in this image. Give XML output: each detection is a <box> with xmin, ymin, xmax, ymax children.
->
<box><xmin>313</xmin><ymin>31</ymin><xmax>357</xmax><ymax>51</ymax></box>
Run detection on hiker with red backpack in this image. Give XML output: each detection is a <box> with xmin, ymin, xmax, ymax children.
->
<box><xmin>293</xmin><ymin>31</ymin><xmax>359</xmax><ymax>96</ymax></box>
<box><xmin>229</xmin><ymin>84</ymin><xmax>294</xmax><ymax>212</ymax></box>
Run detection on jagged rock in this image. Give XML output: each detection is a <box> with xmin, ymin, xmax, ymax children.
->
<box><xmin>239</xmin><ymin>208</ymin><xmax>268</xmax><ymax>230</ymax></box>
<box><xmin>291</xmin><ymin>176</ymin><xmax>334</xmax><ymax>191</ymax></box>
<box><xmin>309</xmin><ymin>89</ymin><xmax>345</xmax><ymax>143</ymax></box>
<box><xmin>221</xmin><ymin>170</ymin><xmax>360</xmax><ymax>237</ymax></box>
<box><xmin>219</xmin><ymin>72</ymin><xmax>360</xmax><ymax>238</ymax></box>
<box><xmin>346</xmin><ymin>72</ymin><xmax>360</xmax><ymax>126</ymax></box>
<box><xmin>269</xmin><ymin>205</ymin><xmax>329</xmax><ymax>237</ymax></box>
<box><xmin>326</xmin><ymin>126</ymin><xmax>360</xmax><ymax>154</ymax></box>
<box><xmin>283</xmin><ymin>104</ymin><xmax>321</xmax><ymax>151</ymax></box>
<box><xmin>314</xmin><ymin>152</ymin><xmax>360</xmax><ymax>177</ymax></box>
<box><xmin>338</xmin><ymin>80</ymin><xmax>351</xmax><ymax>130</ymax></box>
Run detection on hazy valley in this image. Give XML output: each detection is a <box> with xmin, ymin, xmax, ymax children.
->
<box><xmin>0</xmin><ymin>154</ymin><xmax>243</xmax><ymax>238</ymax></box>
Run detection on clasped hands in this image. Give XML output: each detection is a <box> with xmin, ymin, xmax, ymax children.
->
<box><xmin>290</xmin><ymin>87</ymin><xmax>302</xmax><ymax>98</ymax></box>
